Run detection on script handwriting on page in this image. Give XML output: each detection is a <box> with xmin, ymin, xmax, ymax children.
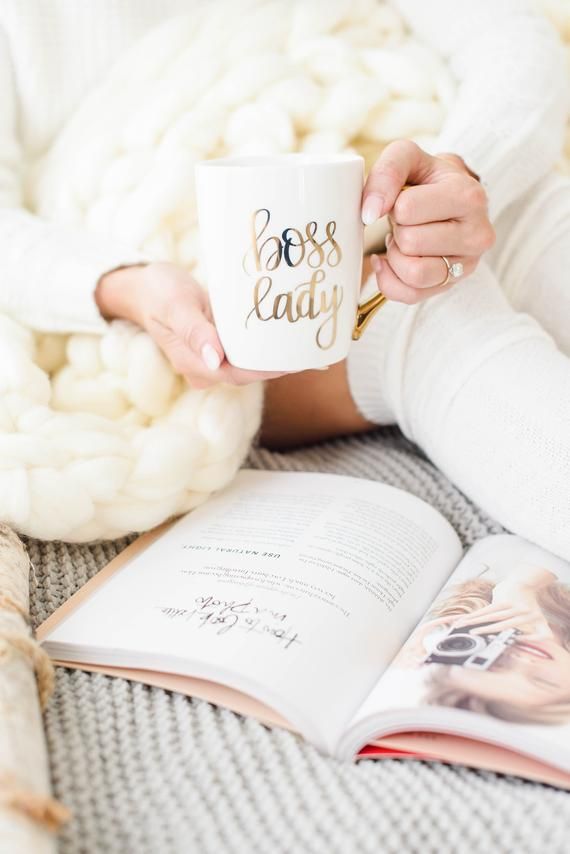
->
<box><xmin>156</xmin><ymin>594</ymin><xmax>302</xmax><ymax>650</ymax></box>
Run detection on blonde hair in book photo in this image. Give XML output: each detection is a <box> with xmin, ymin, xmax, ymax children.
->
<box><xmin>395</xmin><ymin>539</ymin><xmax>570</xmax><ymax>727</ymax></box>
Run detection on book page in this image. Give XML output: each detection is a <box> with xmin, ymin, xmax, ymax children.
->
<box><xmin>342</xmin><ymin>535</ymin><xmax>570</xmax><ymax>772</ymax></box>
<box><xmin>360</xmin><ymin>734</ymin><xmax>570</xmax><ymax>790</ymax></box>
<box><xmin>40</xmin><ymin>469</ymin><xmax>461</xmax><ymax>755</ymax></box>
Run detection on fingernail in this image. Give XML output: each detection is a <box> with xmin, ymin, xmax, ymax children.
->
<box><xmin>201</xmin><ymin>343</ymin><xmax>221</xmax><ymax>371</ymax></box>
<box><xmin>385</xmin><ymin>232</ymin><xmax>393</xmax><ymax>248</ymax></box>
<box><xmin>370</xmin><ymin>253</ymin><xmax>381</xmax><ymax>273</ymax></box>
<box><xmin>361</xmin><ymin>193</ymin><xmax>384</xmax><ymax>226</ymax></box>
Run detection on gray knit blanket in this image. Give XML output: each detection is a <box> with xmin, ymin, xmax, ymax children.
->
<box><xmin>28</xmin><ymin>429</ymin><xmax>570</xmax><ymax>854</ymax></box>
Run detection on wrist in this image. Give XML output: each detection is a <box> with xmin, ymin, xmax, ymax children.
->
<box><xmin>95</xmin><ymin>264</ymin><xmax>149</xmax><ymax>326</ymax></box>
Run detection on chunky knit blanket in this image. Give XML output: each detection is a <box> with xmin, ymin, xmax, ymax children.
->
<box><xmin>2</xmin><ymin>0</ymin><xmax>565</xmax><ymax>542</ymax></box>
<box><xmin>13</xmin><ymin>0</ymin><xmax>454</xmax><ymax>542</ymax></box>
<box><xmin>30</xmin><ymin>430</ymin><xmax>570</xmax><ymax>854</ymax></box>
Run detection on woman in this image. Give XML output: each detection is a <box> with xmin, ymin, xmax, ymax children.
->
<box><xmin>0</xmin><ymin>1</ymin><xmax>569</xmax><ymax>556</ymax></box>
<box><xmin>414</xmin><ymin>566</ymin><xmax>570</xmax><ymax>725</ymax></box>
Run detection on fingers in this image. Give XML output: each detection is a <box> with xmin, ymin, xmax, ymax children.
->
<box><xmin>452</xmin><ymin>603</ymin><xmax>544</xmax><ymax>636</ymax></box>
<box><xmin>362</xmin><ymin>142</ymin><xmax>495</xmax><ymax>308</ymax></box>
<box><xmin>162</xmin><ymin>287</ymin><xmax>293</xmax><ymax>384</ymax></box>
<box><xmin>452</xmin><ymin>601</ymin><xmax>528</xmax><ymax>624</ymax></box>
<box><xmin>150</xmin><ymin>316</ymin><xmax>289</xmax><ymax>388</ymax></box>
<box><xmin>362</xmin><ymin>139</ymin><xmax>434</xmax><ymax>226</ymax></box>
<box><xmin>166</xmin><ymin>297</ymin><xmax>224</xmax><ymax>372</ymax></box>
<box><xmin>220</xmin><ymin>365</ymin><xmax>291</xmax><ymax>385</ymax></box>
<box><xmin>453</xmin><ymin>603</ymin><xmax>517</xmax><ymax>625</ymax></box>
<box><xmin>467</xmin><ymin>617</ymin><xmax>528</xmax><ymax>635</ymax></box>
<box><xmin>141</xmin><ymin>265</ymin><xmax>290</xmax><ymax>388</ymax></box>
<box><xmin>147</xmin><ymin>318</ymin><xmax>216</xmax><ymax>387</ymax></box>
<box><xmin>392</xmin><ymin>178</ymin><xmax>486</xmax><ymax>226</ymax></box>
<box><xmin>391</xmin><ymin>215</ymin><xmax>495</xmax><ymax>258</ymax></box>
<box><xmin>420</xmin><ymin>616</ymin><xmax>456</xmax><ymax>633</ymax></box>
<box><xmin>371</xmin><ymin>253</ymin><xmax>454</xmax><ymax>305</ymax></box>
<box><xmin>385</xmin><ymin>235</ymin><xmax>474</xmax><ymax>289</ymax></box>
<box><xmin>148</xmin><ymin>310</ymin><xmax>225</xmax><ymax>386</ymax></box>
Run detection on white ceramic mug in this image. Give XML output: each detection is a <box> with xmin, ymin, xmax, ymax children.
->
<box><xmin>195</xmin><ymin>153</ymin><xmax>382</xmax><ymax>372</ymax></box>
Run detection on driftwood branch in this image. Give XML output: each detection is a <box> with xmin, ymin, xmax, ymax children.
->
<box><xmin>0</xmin><ymin>524</ymin><xmax>69</xmax><ymax>852</ymax></box>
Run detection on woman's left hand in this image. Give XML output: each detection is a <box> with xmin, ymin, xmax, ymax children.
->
<box><xmin>393</xmin><ymin>616</ymin><xmax>454</xmax><ymax>669</ymax></box>
<box><xmin>362</xmin><ymin>139</ymin><xmax>496</xmax><ymax>304</ymax></box>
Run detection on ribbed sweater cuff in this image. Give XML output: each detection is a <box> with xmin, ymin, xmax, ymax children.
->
<box><xmin>47</xmin><ymin>245</ymin><xmax>148</xmax><ymax>335</ymax></box>
<box><xmin>0</xmin><ymin>211</ymin><xmax>150</xmax><ymax>334</ymax></box>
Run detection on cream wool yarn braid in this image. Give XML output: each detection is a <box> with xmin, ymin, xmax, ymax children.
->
<box><xmin>0</xmin><ymin>525</ymin><xmax>69</xmax><ymax>850</ymax></box>
<box><xmin>0</xmin><ymin>0</ymin><xmax>566</xmax><ymax>541</ymax></box>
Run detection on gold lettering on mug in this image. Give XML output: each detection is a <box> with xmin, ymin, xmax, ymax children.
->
<box><xmin>244</xmin><ymin>208</ymin><xmax>282</xmax><ymax>273</ymax></box>
<box><xmin>243</xmin><ymin>209</ymin><xmax>345</xmax><ymax>350</ymax></box>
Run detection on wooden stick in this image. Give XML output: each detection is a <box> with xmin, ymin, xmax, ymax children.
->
<box><xmin>0</xmin><ymin>525</ymin><xmax>69</xmax><ymax>852</ymax></box>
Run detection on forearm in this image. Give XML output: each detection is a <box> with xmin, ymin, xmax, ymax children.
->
<box><xmin>261</xmin><ymin>360</ymin><xmax>372</xmax><ymax>450</ymax></box>
<box><xmin>392</xmin><ymin>0</ymin><xmax>569</xmax><ymax>218</ymax></box>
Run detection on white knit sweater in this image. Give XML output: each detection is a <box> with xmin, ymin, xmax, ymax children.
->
<box><xmin>0</xmin><ymin>0</ymin><xmax>567</xmax><ymax>334</ymax></box>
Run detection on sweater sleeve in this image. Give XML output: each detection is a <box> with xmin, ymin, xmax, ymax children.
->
<box><xmin>391</xmin><ymin>0</ymin><xmax>569</xmax><ymax>219</ymax></box>
<box><xmin>0</xmin><ymin>27</ymin><xmax>146</xmax><ymax>334</ymax></box>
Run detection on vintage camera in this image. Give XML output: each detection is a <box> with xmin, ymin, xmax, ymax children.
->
<box><xmin>423</xmin><ymin>623</ymin><xmax>521</xmax><ymax>670</ymax></box>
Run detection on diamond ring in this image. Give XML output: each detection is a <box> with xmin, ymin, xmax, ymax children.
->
<box><xmin>438</xmin><ymin>256</ymin><xmax>464</xmax><ymax>287</ymax></box>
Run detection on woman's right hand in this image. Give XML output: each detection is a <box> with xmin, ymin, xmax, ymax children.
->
<box><xmin>96</xmin><ymin>261</ymin><xmax>288</xmax><ymax>388</ymax></box>
<box><xmin>451</xmin><ymin>600</ymin><xmax>556</xmax><ymax>641</ymax></box>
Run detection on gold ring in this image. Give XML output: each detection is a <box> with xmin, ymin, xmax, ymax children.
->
<box><xmin>437</xmin><ymin>256</ymin><xmax>452</xmax><ymax>287</ymax></box>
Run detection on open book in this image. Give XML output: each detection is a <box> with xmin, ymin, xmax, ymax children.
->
<box><xmin>38</xmin><ymin>470</ymin><xmax>570</xmax><ymax>788</ymax></box>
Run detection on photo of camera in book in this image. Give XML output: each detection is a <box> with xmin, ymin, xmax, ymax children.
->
<box><xmin>423</xmin><ymin>623</ymin><xmax>521</xmax><ymax>670</ymax></box>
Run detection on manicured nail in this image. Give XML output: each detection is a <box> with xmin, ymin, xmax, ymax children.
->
<box><xmin>361</xmin><ymin>193</ymin><xmax>384</xmax><ymax>226</ymax></box>
<box><xmin>371</xmin><ymin>255</ymin><xmax>385</xmax><ymax>278</ymax></box>
<box><xmin>201</xmin><ymin>343</ymin><xmax>221</xmax><ymax>371</ymax></box>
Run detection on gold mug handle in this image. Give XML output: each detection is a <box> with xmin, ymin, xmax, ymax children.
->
<box><xmin>352</xmin><ymin>184</ymin><xmax>412</xmax><ymax>341</ymax></box>
<box><xmin>352</xmin><ymin>289</ymin><xmax>387</xmax><ymax>340</ymax></box>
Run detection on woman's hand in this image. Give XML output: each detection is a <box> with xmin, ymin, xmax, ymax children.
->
<box><xmin>96</xmin><ymin>262</ymin><xmax>288</xmax><ymax>388</ymax></box>
<box><xmin>362</xmin><ymin>139</ymin><xmax>495</xmax><ymax>304</ymax></box>
<box><xmin>451</xmin><ymin>600</ymin><xmax>556</xmax><ymax>642</ymax></box>
<box><xmin>393</xmin><ymin>616</ymin><xmax>454</xmax><ymax>669</ymax></box>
